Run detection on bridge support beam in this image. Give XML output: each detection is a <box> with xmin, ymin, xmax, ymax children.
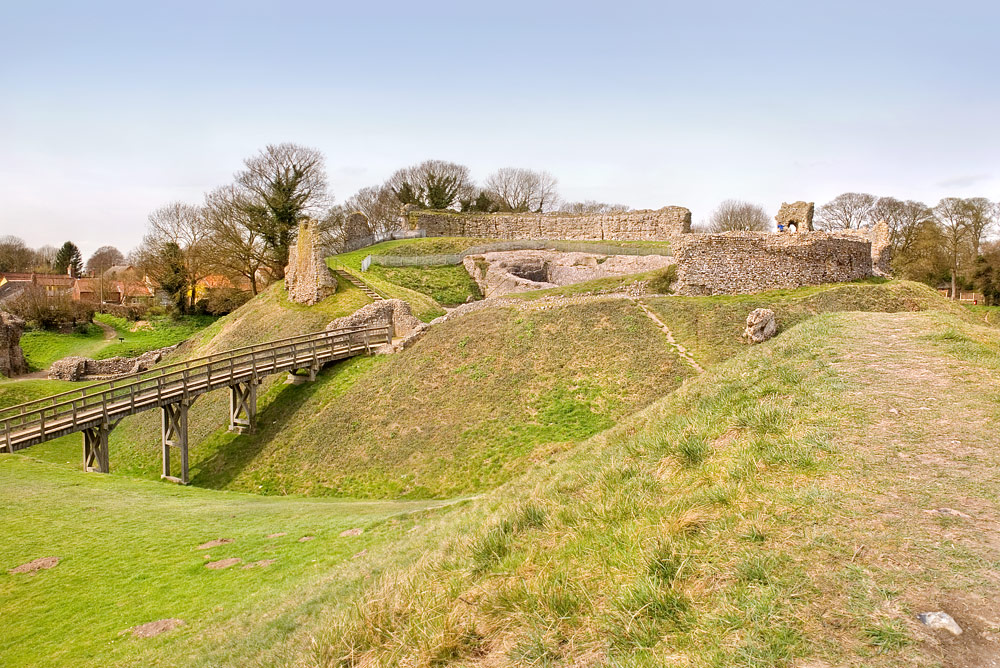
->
<box><xmin>83</xmin><ymin>424</ymin><xmax>111</xmax><ymax>473</ymax></box>
<box><xmin>161</xmin><ymin>400</ymin><xmax>193</xmax><ymax>485</ymax></box>
<box><xmin>228</xmin><ymin>380</ymin><xmax>258</xmax><ymax>434</ymax></box>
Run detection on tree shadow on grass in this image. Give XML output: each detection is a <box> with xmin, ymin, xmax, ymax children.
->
<box><xmin>188</xmin><ymin>363</ymin><xmax>343</xmax><ymax>491</ymax></box>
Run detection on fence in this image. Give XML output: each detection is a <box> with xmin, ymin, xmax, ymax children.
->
<box><xmin>363</xmin><ymin>239</ymin><xmax>672</xmax><ymax>270</ymax></box>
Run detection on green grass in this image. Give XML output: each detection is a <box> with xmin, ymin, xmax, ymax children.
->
<box><xmin>364</xmin><ymin>264</ymin><xmax>482</xmax><ymax>305</ymax></box>
<box><xmin>0</xmin><ymin>456</ymin><xmax>460</xmax><ymax>668</ymax></box>
<box><xmin>18</xmin><ymin>324</ymin><xmax>106</xmax><ymax>371</ymax></box>
<box><xmin>92</xmin><ymin>313</ymin><xmax>218</xmax><ymax>359</ymax></box>
<box><xmin>107</xmin><ymin>298</ymin><xmax>693</xmax><ymax>498</ymax></box>
<box><xmin>0</xmin><ymin>378</ymin><xmax>81</xmax><ymax>409</ymax></box>
<box><xmin>643</xmin><ymin>279</ymin><xmax>967</xmax><ymax>366</ymax></box>
<box><xmin>327</xmin><ymin>251</ymin><xmax>445</xmax><ymax>321</ymax></box>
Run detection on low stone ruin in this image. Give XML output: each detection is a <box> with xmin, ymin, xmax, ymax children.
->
<box><xmin>326</xmin><ymin>299</ymin><xmax>421</xmax><ymax>339</ymax></box>
<box><xmin>743</xmin><ymin>309</ymin><xmax>777</xmax><ymax>343</ymax></box>
<box><xmin>0</xmin><ymin>311</ymin><xmax>27</xmax><ymax>377</ymax></box>
<box><xmin>285</xmin><ymin>220</ymin><xmax>337</xmax><ymax>305</ymax></box>
<box><xmin>775</xmin><ymin>201</ymin><xmax>815</xmax><ymax>232</ymax></box>
<box><xmin>48</xmin><ymin>345</ymin><xmax>177</xmax><ymax>381</ymax></box>
<box><xmin>463</xmin><ymin>250</ymin><xmax>674</xmax><ymax>298</ymax></box>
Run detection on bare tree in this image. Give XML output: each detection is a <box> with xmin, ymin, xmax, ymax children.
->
<box><xmin>816</xmin><ymin>192</ymin><xmax>877</xmax><ymax>230</ymax></box>
<box><xmin>963</xmin><ymin>197</ymin><xmax>997</xmax><ymax>258</ymax></box>
<box><xmin>484</xmin><ymin>167</ymin><xmax>560</xmax><ymax>212</ymax></box>
<box><xmin>143</xmin><ymin>202</ymin><xmax>211</xmax><ymax>311</ymax></box>
<box><xmin>203</xmin><ymin>185</ymin><xmax>268</xmax><ymax>295</ymax></box>
<box><xmin>559</xmin><ymin>201</ymin><xmax>632</xmax><ymax>215</ymax></box>
<box><xmin>346</xmin><ymin>185</ymin><xmax>404</xmax><ymax>236</ymax></box>
<box><xmin>707</xmin><ymin>199</ymin><xmax>771</xmax><ymax>232</ymax></box>
<box><xmin>86</xmin><ymin>246</ymin><xmax>124</xmax><ymax>276</ymax></box>
<box><xmin>934</xmin><ymin>197</ymin><xmax>972</xmax><ymax>299</ymax></box>
<box><xmin>385</xmin><ymin>160</ymin><xmax>475</xmax><ymax>210</ymax></box>
<box><xmin>0</xmin><ymin>236</ymin><xmax>37</xmax><ymax>272</ymax></box>
<box><xmin>34</xmin><ymin>245</ymin><xmax>57</xmax><ymax>271</ymax></box>
<box><xmin>871</xmin><ymin>197</ymin><xmax>936</xmax><ymax>267</ymax></box>
<box><xmin>235</xmin><ymin>143</ymin><xmax>331</xmax><ymax>277</ymax></box>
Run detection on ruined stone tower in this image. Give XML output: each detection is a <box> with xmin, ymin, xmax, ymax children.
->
<box><xmin>284</xmin><ymin>220</ymin><xmax>337</xmax><ymax>305</ymax></box>
<box><xmin>775</xmin><ymin>201</ymin><xmax>815</xmax><ymax>232</ymax></box>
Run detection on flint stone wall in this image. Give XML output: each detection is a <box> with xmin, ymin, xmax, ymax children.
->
<box><xmin>775</xmin><ymin>201</ymin><xmax>815</xmax><ymax>231</ymax></box>
<box><xmin>48</xmin><ymin>345</ymin><xmax>177</xmax><ymax>381</ymax></box>
<box><xmin>0</xmin><ymin>311</ymin><xmax>27</xmax><ymax>377</ymax></box>
<box><xmin>408</xmin><ymin>206</ymin><xmax>691</xmax><ymax>241</ymax></box>
<box><xmin>325</xmin><ymin>299</ymin><xmax>421</xmax><ymax>339</ymax></box>
<box><xmin>286</xmin><ymin>221</ymin><xmax>337</xmax><ymax>305</ymax></box>
<box><xmin>828</xmin><ymin>221</ymin><xmax>892</xmax><ymax>277</ymax></box>
<box><xmin>673</xmin><ymin>232</ymin><xmax>874</xmax><ymax>295</ymax></box>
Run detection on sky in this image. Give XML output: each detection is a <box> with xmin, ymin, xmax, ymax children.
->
<box><xmin>1</xmin><ymin>0</ymin><xmax>998</xmax><ymax>258</ymax></box>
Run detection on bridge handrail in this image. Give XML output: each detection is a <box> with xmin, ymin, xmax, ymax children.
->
<box><xmin>0</xmin><ymin>323</ymin><xmax>390</xmax><ymax>431</ymax></box>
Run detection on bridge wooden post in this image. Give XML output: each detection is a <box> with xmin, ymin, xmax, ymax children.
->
<box><xmin>82</xmin><ymin>424</ymin><xmax>111</xmax><ymax>473</ymax></box>
<box><xmin>161</xmin><ymin>400</ymin><xmax>192</xmax><ymax>485</ymax></box>
<box><xmin>228</xmin><ymin>380</ymin><xmax>258</xmax><ymax>434</ymax></box>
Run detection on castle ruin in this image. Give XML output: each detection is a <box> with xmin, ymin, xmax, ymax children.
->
<box><xmin>285</xmin><ymin>221</ymin><xmax>337</xmax><ymax>305</ymax></box>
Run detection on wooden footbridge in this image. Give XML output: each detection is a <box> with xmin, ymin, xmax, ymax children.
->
<box><xmin>1</xmin><ymin>323</ymin><xmax>391</xmax><ymax>484</ymax></box>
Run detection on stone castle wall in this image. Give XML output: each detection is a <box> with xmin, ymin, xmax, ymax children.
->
<box><xmin>408</xmin><ymin>206</ymin><xmax>691</xmax><ymax>241</ymax></box>
<box><xmin>285</xmin><ymin>221</ymin><xmax>337</xmax><ymax>305</ymax></box>
<box><xmin>673</xmin><ymin>232</ymin><xmax>875</xmax><ymax>295</ymax></box>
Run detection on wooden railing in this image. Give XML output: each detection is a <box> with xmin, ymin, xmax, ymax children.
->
<box><xmin>2</xmin><ymin>323</ymin><xmax>391</xmax><ymax>452</ymax></box>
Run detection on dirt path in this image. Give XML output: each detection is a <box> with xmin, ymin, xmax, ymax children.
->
<box><xmin>95</xmin><ymin>319</ymin><xmax>117</xmax><ymax>340</ymax></box>
<box><xmin>634</xmin><ymin>300</ymin><xmax>704</xmax><ymax>373</ymax></box>
<box><xmin>819</xmin><ymin>312</ymin><xmax>1000</xmax><ymax>667</ymax></box>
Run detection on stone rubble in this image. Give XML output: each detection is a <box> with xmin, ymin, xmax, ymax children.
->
<box><xmin>47</xmin><ymin>345</ymin><xmax>178</xmax><ymax>381</ymax></box>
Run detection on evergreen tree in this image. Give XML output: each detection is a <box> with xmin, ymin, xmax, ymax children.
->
<box><xmin>53</xmin><ymin>241</ymin><xmax>83</xmax><ymax>276</ymax></box>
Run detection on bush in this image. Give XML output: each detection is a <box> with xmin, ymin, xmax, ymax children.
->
<box><xmin>200</xmin><ymin>288</ymin><xmax>253</xmax><ymax>316</ymax></box>
<box><xmin>7</xmin><ymin>288</ymin><xmax>95</xmax><ymax>329</ymax></box>
<box><xmin>98</xmin><ymin>303</ymin><xmax>147</xmax><ymax>321</ymax></box>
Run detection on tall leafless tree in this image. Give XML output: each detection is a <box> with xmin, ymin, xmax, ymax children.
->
<box><xmin>235</xmin><ymin>143</ymin><xmax>331</xmax><ymax>277</ymax></box>
<box><xmin>0</xmin><ymin>236</ymin><xmax>37</xmax><ymax>273</ymax></box>
<box><xmin>346</xmin><ymin>185</ymin><xmax>404</xmax><ymax>236</ymax></box>
<box><xmin>707</xmin><ymin>199</ymin><xmax>771</xmax><ymax>232</ymax></box>
<box><xmin>962</xmin><ymin>197</ymin><xmax>997</xmax><ymax>258</ymax></box>
<box><xmin>484</xmin><ymin>167</ymin><xmax>560</xmax><ymax>212</ymax></box>
<box><xmin>203</xmin><ymin>185</ymin><xmax>269</xmax><ymax>295</ymax></box>
<box><xmin>141</xmin><ymin>202</ymin><xmax>211</xmax><ymax>311</ymax></box>
<box><xmin>934</xmin><ymin>197</ymin><xmax>972</xmax><ymax>299</ymax></box>
<box><xmin>816</xmin><ymin>192</ymin><xmax>877</xmax><ymax>230</ymax></box>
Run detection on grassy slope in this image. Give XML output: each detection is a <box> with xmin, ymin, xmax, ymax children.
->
<box><xmin>365</xmin><ymin>264</ymin><xmax>481</xmax><ymax>306</ymax></box>
<box><xmin>18</xmin><ymin>278</ymin><xmax>375</xmax><ymax>471</ymax></box>
<box><xmin>18</xmin><ymin>324</ymin><xmax>106</xmax><ymax>370</ymax></box>
<box><xmin>110</xmin><ymin>298</ymin><xmax>694</xmax><ymax>498</ymax></box>
<box><xmin>301</xmin><ymin>308</ymin><xmax>1000</xmax><ymax>668</ymax></box>
<box><xmin>644</xmin><ymin>279</ymin><xmax>968</xmax><ymax>366</ymax></box>
<box><xmin>0</xmin><ymin>456</ymin><xmax>459</xmax><ymax>668</ymax></box>
<box><xmin>92</xmin><ymin>313</ymin><xmax>217</xmax><ymax>359</ymax></box>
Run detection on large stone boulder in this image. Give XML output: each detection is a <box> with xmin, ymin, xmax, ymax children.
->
<box><xmin>743</xmin><ymin>308</ymin><xmax>777</xmax><ymax>344</ymax></box>
<box><xmin>0</xmin><ymin>311</ymin><xmax>28</xmax><ymax>377</ymax></box>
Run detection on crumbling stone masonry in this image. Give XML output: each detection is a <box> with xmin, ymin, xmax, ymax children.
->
<box><xmin>0</xmin><ymin>311</ymin><xmax>27</xmax><ymax>377</ymax></box>
<box><xmin>285</xmin><ymin>221</ymin><xmax>337</xmax><ymax>305</ymax></box>
<box><xmin>408</xmin><ymin>207</ymin><xmax>692</xmax><ymax>241</ymax></box>
<box><xmin>325</xmin><ymin>299</ymin><xmax>421</xmax><ymax>339</ymax></box>
<box><xmin>47</xmin><ymin>345</ymin><xmax>178</xmax><ymax>381</ymax></box>
<box><xmin>775</xmin><ymin>201</ymin><xmax>815</xmax><ymax>232</ymax></box>
<box><xmin>673</xmin><ymin>232</ymin><xmax>874</xmax><ymax>295</ymax></box>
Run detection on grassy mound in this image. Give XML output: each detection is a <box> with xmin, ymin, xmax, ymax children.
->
<box><xmin>306</xmin><ymin>309</ymin><xmax>1000</xmax><ymax>667</ymax></box>
<box><xmin>107</xmin><ymin>298</ymin><xmax>694</xmax><ymax>498</ymax></box>
<box><xmin>644</xmin><ymin>279</ymin><xmax>965</xmax><ymax>365</ymax></box>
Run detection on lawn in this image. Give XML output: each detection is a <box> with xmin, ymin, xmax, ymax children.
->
<box><xmin>92</xmin><ymin>313</ymin><xmax>218</xmax><ymax>359</ymax></box>
<box><xmin>18</xmin><ymin>324</ymin><xmax>107</xmax><ymax>371</ymax></box>
<box><xmin>366</xmin><ymin>264</ymin><xmax>481</xmax><ymax>305</ymax></box>
<box><xmin>0</xmin><ymin>456</ymin><xmax>461</xmax><ymax>668</ymax></box>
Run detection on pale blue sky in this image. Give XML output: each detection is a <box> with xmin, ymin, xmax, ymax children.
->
<box><xmin>1</xmin><ymin>0</ymin><xmax>997</xmax><ymax>257</ymax></box>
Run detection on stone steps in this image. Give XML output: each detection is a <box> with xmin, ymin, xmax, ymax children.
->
<box><xmin>335</xmin><ymin>270</ymin><xmax>384</xmax><ymax>301</ymax></box>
